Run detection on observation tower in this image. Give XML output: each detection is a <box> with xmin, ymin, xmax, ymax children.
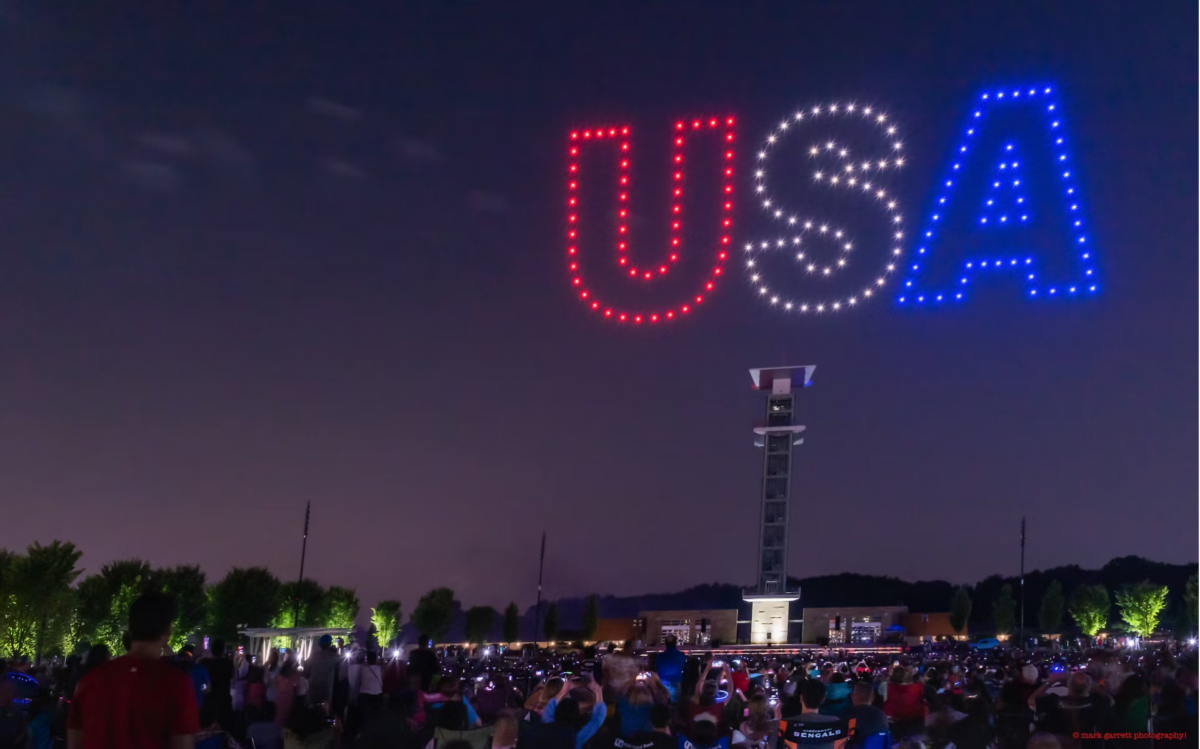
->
<box><xmin>744</xmin><ymin>365</ymin><xmax>814</xmax><ymax>645</ymax></box>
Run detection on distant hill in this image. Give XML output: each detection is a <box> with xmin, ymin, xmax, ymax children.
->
<box><xmin>409</xmin><ymin>555</ymin><xmax>1196</xmax><ymax>644</ymax></box>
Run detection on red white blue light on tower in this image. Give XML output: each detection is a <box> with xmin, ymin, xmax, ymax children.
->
<box><xmin>564</xmin><ymin>118</ymin><xmax>735</xmax><ymax>324</ymax></box>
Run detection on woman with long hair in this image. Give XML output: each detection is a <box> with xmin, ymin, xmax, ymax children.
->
<box><xmin>264</xmin><ymin>649</ymin><xmax>282</xmax><ymax>714</ymax></box>
<box><xmin>273</xmin><ymin>660</ymin><xmax>300</xmax><ymax>729</ymax></box>
<box><xmin>618</xmin><ymin>681</ymin><xmax>656</xmax><ymax>736</ymax></box>
<box><xmin>733</xmin><ymin>694</ymin><xmax>779</xmax><ymax>749</ymax></box>
<box><xmin>1109</xmin><ymin>673</ymin><xmax>1149</xmax><ymax>735</ymax></box>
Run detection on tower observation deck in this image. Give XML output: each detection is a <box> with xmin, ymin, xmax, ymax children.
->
<box><xmin>743</xmin><ymin>365</ymin><xmax>814</xmax><ymax>645</ymax></box>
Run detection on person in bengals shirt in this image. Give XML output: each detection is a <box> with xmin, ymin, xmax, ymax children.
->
<box><xmin>778</xmin><ymin>680</ymin><xmax>846</xmax><ymax>749</ymax></box>
<box><xmin>68</xmin><ymin>591</ymin><xmax>199</xmax><ymax>749</ymax></box>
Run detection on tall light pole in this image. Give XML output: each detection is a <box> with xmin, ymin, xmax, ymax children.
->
<box><xmin>533</xmin><ymin>531</ymin><xmax>546</xmax><ymax>645</ymax></box>
<box><xmin>1019</xmin><ymin>516</ymin><xmax>1026</xmax><ymax>647</ymax></box>
<box><xmin>293</xmin><ymin>502</ymin><xmax>311</xmax><ymax>633</ymax></box>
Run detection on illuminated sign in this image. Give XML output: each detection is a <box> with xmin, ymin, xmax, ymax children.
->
<box><xmin>565</xmin><ymin>85</ymin><xmax>1097</xmax><ymax>323</ymax></box>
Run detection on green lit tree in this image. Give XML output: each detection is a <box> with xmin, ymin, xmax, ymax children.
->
<box><xmin>71</xmin><ymin>574</ymin><xmax>113</xmax><ymax>650</ymax></box>
<box><xmin>0</xmin><ymin>542</ymin><xmax>82</xmax><ymax>659</ymax></box>
<box><xmin>324</xmin><ymin>586</ymin><xmax>360</xmax><ymax>629</ymax></box>
<box><xmin>1039</xmin><ymin>580</ymin><xmax>1065</xmax><ymax>635</ymax></box>
<box><xmin>207</xmin><ymin>567</ymin><xmax>283</xmax><ymax>640</ymax></box>
<box><xmin>1182</xmin><ymin>574</ymin><xmax>1198</xmax><ymax>637</ymax></box>
<box><xmin>949</xmin><ymin>586</ymin><xmax>972</xmax><ymax>636</ymax></box>
<box><xmin>1069</xmin><ymin>584</ymin><xmax>1110</xmax><ymax>638</ymax></box>
<box><xmin>1116</xmin><ymin>580</ymin><xmax>1169</xmax><ymax>638</ymax></box>
<box><xmin>371</xmin><ymin>601</ymin><xmax>402</xmax><ymax>648</ymax></box>
<box><xmin>464</xmin><ymin>606</ymin><xmax>496</xmax><ymax>645</ymax></box>
<box><xmin>411</xmin><ymin>588</ymin><xmax>457</xmax><ymax>644</ymax></box>
<box><xmin>273</xmin><ymin>580</ymin><xmax>329</xmax><ymax>629</ymax></box>
<box><xmin>158</xmin><ymin>565</ymin><xmax>207</xmax><ymax>649</ymax></box>
<box><xmin>503</xmin><ymin>603</ymin><xmax>520</xmax><ymax>644</ymax></box>
<box><xmin>993</xmin><ymin>584</ymin><xmax>1017</xmax><ymax>637</ymax></box>
<box><xmin>99</xmin><ymin>581</ymin><xmax>144</xmax><ymax>652</ymax></box>
<box><xmin>0</xmin><ymin>550</ymin><xmax>19</xmax><ymax>655</ymax></box>
<box><xmin>543</xmin><ymin>602</ymin><xmax>559</xmax><ymax>642</ymax></box>
<box><xmin>87</xmin><ymin>560</ymin><xmax>157</xmax><ymax>651</ymax></box>
<box><xmin>582</xmin><ymin>595</ymin><xmax>600</xmax><ymax>641</ymax></box>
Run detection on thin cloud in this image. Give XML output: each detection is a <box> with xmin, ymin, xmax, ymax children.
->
<box><xmin>466</xmin><ymin>189</ymin><xmax>508</xmax><ymax>214</ymax></box>
<box><xmin>307</xmin><ymin>97</ymin><xmax>362</xmax><ymax>121</ymax></box>
<box><xmin>391</xmin><ymin>136</ymin><xmax>442</xmax><ymax>164</ymax></box>
<box><xmin>318</xmin><ymin>156</ymin><xmax>367</xmax><ymax>179</ymax></box>
<box><xmin>194</xmin><ymin>129</ymin><xmax>257</xmax><ymax>182</ymax></box>
<box><xmin>121</xmin><ymin>161</ymin><xmax>180</xmax><ymax>192</ymax></box>
<box><xmin>138</xmin><ymin>132</ymin><xmax>194</xmax><ymax>157</ymax></box>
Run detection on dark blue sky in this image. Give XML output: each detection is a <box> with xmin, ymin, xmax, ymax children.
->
<box><xmin>0</xmin><ymin>1</ymin><xmax>1194</xmax><ymax>612</ymax></box>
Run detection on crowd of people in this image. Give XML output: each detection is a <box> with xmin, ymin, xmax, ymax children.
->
<box><xmin>0</xmin><ymin>592</ymin><xmax>1194</xmax><ymax>749</ymax></box>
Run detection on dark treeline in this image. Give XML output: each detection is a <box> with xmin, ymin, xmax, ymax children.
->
<box><xmin>1</xmin><ymin>541</ymin><xmax>1193</xmax><ymax>658</ymax></box>
<box><xmin>507</xmin><ymin>555</ymin><xmax>1195</xmax><ymax>643</ymax></box>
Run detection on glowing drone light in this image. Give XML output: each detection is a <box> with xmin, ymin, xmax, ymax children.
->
<box><xmin>565</xmin><ymin>117</ymin><xmax>736</xmax><ymax>323</ymax></box>
<box><xmin>745</xmin><ymin>102</ymin><xmax>906</xmax><ymax>314</ymax></box>
<box><xmin>900</xmin><ymin>86</ymin><xmax>1097</xmax><ymax>306</ymax></box>
<box><xmin>565</xmin><ymin>84</ymin><xmax>1098</xmax><ymax>326</ymax></box>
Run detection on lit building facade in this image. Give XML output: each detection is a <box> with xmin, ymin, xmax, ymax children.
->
<box><xmin>802</xmin><ymin>607</ymin><xmax>906</xmax><ymax>645</ymax></box>
<box><xmin>801</xmin><ymin>607</ymin><xmax>964</xmax><ymax>646</ymax></box>
<box><xmin>639</xmin><ymin>609</ymin><xmax>738</xmax><ymax>646</ymax></box>
<box><xmin>593</xmin><ymin>618</ymin><xmax>646</xmax><ymax>645</ymax></box>
<box><xmin>743</xmin><ymin>366</ymin><xmax>815</xmax><ymax>644</ymax></box>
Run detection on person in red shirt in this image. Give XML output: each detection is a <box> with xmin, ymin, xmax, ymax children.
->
<box><xmin>882</xmin><ymin>666</ymin><xmax>926</xmax><ymax>740</ymax></box>
<box><xmin>730</xmin><ymin>661</ymin><xmax>751</xmax><ymax>698</ymax></box>
<box><xmin>68</xmin><ymin>591</ymin><xmax>200</xmax><ymax>749</ymax></box>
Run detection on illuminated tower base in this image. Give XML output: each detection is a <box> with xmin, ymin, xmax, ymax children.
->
<box><xmin>743</xmin><ymin>366</ymin><xmax>813</xmax><ymax>645</ymax></box>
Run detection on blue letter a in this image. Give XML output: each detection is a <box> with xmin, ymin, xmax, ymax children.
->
<box><xmin>898</xmin><ymin>85</ymin><xmax>1098</xmax><ymax>306</ymax></box>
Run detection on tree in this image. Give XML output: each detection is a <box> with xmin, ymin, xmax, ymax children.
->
<box><xmin>411</xmin><ymin>588</ymin><xmax>457</xmax><ymax>644</ymax></box>
<box><xmin>503</xmin><ymin>603</ymin><xmax>520</xmax><ymax>644</ymax></box>
<box><xmin>464</xmin><ymin>606</ymin><xmax>496</xmax><ymax>645</ymax></box>
<box><xmin>324</xmin><ymin>586</ymin><xmax>360</xmax><ymax>629</ymax></box>
<box><xmin>993</xmin><ymin>584</ymin><xmax>1017</xmax><ymax>637</ymax></box>
<box><xmin>158</xmin><ymin>566</ymin><xmax>207</xmax><ymax>649</ymax></box>
<box><xmin>582</xmin><ymin>595</ymin><xmax>600</xmax><ymax>641</ymax></box>
<box><xmin>273</xmin><ymin>580</ymin><xmax>329</xmax><ymax>629</ymax></box>
<box><xmin>0</xmin><ymin>550</ymin><xmax>19</xmax><ymax>655</ymax></box>
<box><xmin>207</xmin><ymin>567</ymin><xmax>283</xmax><ymax>640</ymax></box>
<box><xmin>1182</xmin><ymin>574</ymin><xmax>1198</xmax><ymax>636</ymax></box>
<box><xmin>1069</xmin><ymin>584</ymin><xmax>1110</xmax><ymax>638</ymax></box>
<box><xmin>1039</xmin><ymin>580</ymin><xmax>1065</xmax><ymax>635</ymax></box>
<box><xmin>0</xmin><ymin>542</ymin><xmax>83</xmax><ymax>660</ymax></box>
<box><xmin>1116</xmin><ymin>580</ymin><xmax>1169</xmax><ymax>638</ymax></box>
<box><xmin>371</xmin><ymin>601</ymin><xmax>402</xmax><ymax>648</ymax></box>
<box><xmin>543</xmin><ymin>602</ymin><xmax>559</xmax><ymax>642</ymax></box>
<box><xmin>71</xmin><ymin>574</ymin><xmax>113</xmax><ymax>651</ymax></box>
<box><xmin>92</xmin><ymin>560</ymin><xmax>160</xmax><ymax>652</ymax></box>
<box><xmin>949</xmin><ymin>586</ymin><xmax>972</xmax><ymax>635</ymax></box>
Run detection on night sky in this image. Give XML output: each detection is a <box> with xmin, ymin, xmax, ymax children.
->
<box><xmin>0</xmin><ymin>1</ymin><xmax>1195</xmax><ymax>614</ymax></box>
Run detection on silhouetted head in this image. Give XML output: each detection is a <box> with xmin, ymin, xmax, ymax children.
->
<box><xmin>129</xmin><ymin>591</ymin><xmax>177</xmax><ymax>647</ymax></box>
<box><xmin>800</xmin><ymin>679</ymin><xmax>826</xmax><ymax>710</ymax></box>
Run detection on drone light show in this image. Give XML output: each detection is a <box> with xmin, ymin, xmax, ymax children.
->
<box><xmin>566</xmin><ymin>118</ymin><xmax>736</xmax><ymax>324</ymax></box>
<box><xmin>564</xmin><ymin>85</ymin><xmax>1098</xmax><ymax>324</ymax></box>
